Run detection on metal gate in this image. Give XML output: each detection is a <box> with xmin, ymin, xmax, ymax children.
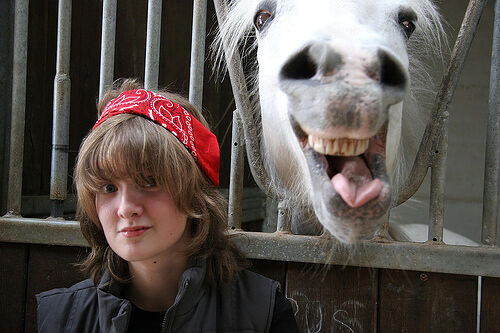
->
<box><xmin>0</xmin><ymin>0</ymin><xmax>499</xmax><ymax>332</ymax></box>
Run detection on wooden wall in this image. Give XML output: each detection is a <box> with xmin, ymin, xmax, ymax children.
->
<box><xmin>2</xmin><ymin>242</ymin><xmax>498</xmax><ymax>332</ymax></box>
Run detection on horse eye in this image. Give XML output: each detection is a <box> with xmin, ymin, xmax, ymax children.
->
<box><xmin>254</xmin><ymin>9</ymin><xmax>272</xmax><ymax>31</ymax></box>
<box><xmin>400</xmin><ymin>20</ymin><xmax>416</xmax><ymax>39</ymax></box>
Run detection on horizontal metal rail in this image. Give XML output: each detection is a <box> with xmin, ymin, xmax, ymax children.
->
<box><xmin>0</xmin><ymin>217</ymin><xmax>86</xmax><ymax>247</ymax></box>
<box><xmin>1</xmin><ymin>217</ymin><xmax>499</xmax><ymax>278</ymax></box>
<box><xmin>230</xmin><ymin>231</ymin><xmax>500</xmax><ymax>278</ymax></box>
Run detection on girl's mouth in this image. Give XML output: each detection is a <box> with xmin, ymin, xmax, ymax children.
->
<box><xmin>120</xmin><ymin>226</ymin><xmax>151</xmax><ymax>238</ymax></box>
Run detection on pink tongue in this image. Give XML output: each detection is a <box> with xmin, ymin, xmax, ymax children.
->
<box><xmin>331</xmin><ymin>156</ymin><xmax>382</xmax><ymax>208</ymax></box>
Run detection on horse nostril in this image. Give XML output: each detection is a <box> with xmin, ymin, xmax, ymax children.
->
<box><xmin>378</xmin><ymin>49</ymin><xmax>407</xmax><ymax>88</ymax></box>
<box><xmin>280</xmin><ymin>47</ymin><xmax>318</xmax><ymax>80</ymax></box>
<box><xmin>280</xmin><ymin>43</ymin><xmax>344</xmax><ymax>81</ymax></box>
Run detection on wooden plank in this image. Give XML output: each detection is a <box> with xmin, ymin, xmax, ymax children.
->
<box><xmin>250</xmin><ymin>259</ymin><xmax>287</xmax><ymax>291</ymax></box>
<box><xmin>24</xmin><ymin>245</ymin><xmax>88</xmax><ymax>333</ymax></box>
<box><xmin>0</xmin><ymin>243</ymin><xmax>28</xmax><ymax>333</ymax></box>
<box><xmin>480</xmin><ymin>277</ymin><xmax>500</xmax><ymax>332</ymax></box>
<box><xmin>379</xmin><ymin>269</ymin><xmax>477</xmax><ymax>332</ymax></box>
<box><xmin>24</xmin><ymin>0</ymin><xmax>58</xmax><ymax>195</ymax></box>
<box><xmin>287</xmin><ymin>263</ymin><xmax>377</xmax><ymax>333</ymax></box>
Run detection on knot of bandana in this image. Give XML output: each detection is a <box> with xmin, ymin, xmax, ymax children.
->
<box><xmin>93</xmin><ymin>89</ymin><xmax>220</xmax><ymax>186</ymax></box>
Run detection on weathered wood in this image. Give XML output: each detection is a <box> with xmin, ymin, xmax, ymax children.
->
<box><xmin>480</xmin><ymin>277</ymin><xmax>500</xmax><ymax>332</ymax></box>
<box><xmin>249</xmin><ymin>259</ymin><xmax>287</xmax><ymax>291</ymax></box>
<box><xmin>286</xmin><ymin>263</ymin><xmax>378</xmax><ymax>333</ymax></box>
<box><xmin>24</xmin><ymin>245</ymin><xmax>88</xmax><ymax>333</ymax></box>
<box><xmin>0</xmin><ymin>243</ymin><xmax>28</xmax><ymax>333</ymax></box>
<box><xmin>379</xmin><ymin>269</ymin><xmax>477</xmax><ymax>332</ymax></box>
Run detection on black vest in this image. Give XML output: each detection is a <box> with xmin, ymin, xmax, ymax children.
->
<box><xmin>37</xmin><ymin>260</ymin><xmax>279</xmax><ymax>333</ymax></box>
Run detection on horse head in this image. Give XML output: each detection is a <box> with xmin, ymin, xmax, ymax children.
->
<box><xmin>216</xmin><ymin>0</ymin><xmax>444</xmax><ymax>242</ymax></box>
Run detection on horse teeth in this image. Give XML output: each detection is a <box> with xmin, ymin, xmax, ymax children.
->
<box><xmin>326</xmin><ymin>139</ymin><xmax>333</xmax><ymax>153</ymax></box>
<box><xmin>332</xmin><ymin>139</ymin><xmax>339</xmax><ymax>155</ymax></box>
<box><xmin>313</xmin><ymin>136</ymin><xmax>323</xmax><ymax>152</ymax></box>
<box><xmin>308</xmin><ymin>135</ymin><xmax>370</xmax><ymax>156</ymax></box>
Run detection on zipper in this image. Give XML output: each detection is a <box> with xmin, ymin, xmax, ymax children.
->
<box><xmin>160</xmin><ymin>280</ymin><xmax>190</xmax><ymax>333</ymax></box>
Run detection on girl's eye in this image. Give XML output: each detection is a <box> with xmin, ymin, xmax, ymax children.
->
<box><xmin>399</xmin><ymin>19</ymin><xmax>416</xmax><ymax>39</ymax></box>
<box><xmin>142</xmin><ymin>177</ymin><xmax>158</xmax><ymax>189</ymax></box>
<box><xmin>254</xmin><ymin>9</ymin><xmax>272</xmax><ymax>31</ymax></box>
<box><xmin>102</xmin><ymin>184</ymin><xmax>117</xmax><ymax>193</ymax></box>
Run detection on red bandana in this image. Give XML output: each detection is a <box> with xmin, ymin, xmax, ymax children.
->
<box><xmin>93</xmin><ymin>89</ymin><xmax>220</xmax><ymax>186</ymax></box>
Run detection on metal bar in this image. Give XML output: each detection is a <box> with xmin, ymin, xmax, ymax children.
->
<box><xmin>482</xmin><ymin>0</ymin><xmax>500</xmax><ymax>246</ymax></box>
<box><xmin>50</xmin><ymin>0</ymin><xmax>72</xmax><ymax>217</ymax></box>
<box><xmin>98</xmin><ymin>0</ymin><xmax>117</xmax><ymax>101</ymax></box>
<box><xmin>2</xmin><ymin>216</ymin><xmax>500</xmax><ymax>277</ymax></box>
<box><xmin>144</xmin><ymin>0</ymin><xmax>162</xmax><ymax>91</ymax></box>
<box><xmin>229</xmin><ymin>231</ymin><xmax>500</xmax><ymax>278</ymax></box>
<box><xmin>0</xmin><ymin>217</ymin><xmax>86</xmax><ymax>247</ymax></box>
<box><xmin>428</xmin><ymin>114</ymin><xmax>448</xmax><ymax>242</ymax></box>
<box><xmin>188</xmin><ymin>0</ymin><xmax>207</xmax><ymax>111</ymax></box>
<box><xmin>213</xmin><ymin>0</ymin><xmax>278</xmax><ymax>199</ymax></box>
<box><xmin>276</xmin><ymin>201</ymin><xmax>292</xmax><ymax>232</ymax></box>
<box><xmin>6</xmin><ymin>0</ymin><xmax>29</xmax><ymax>216</ymax></box>
<box><xmin>228</xmin><ymin>111</ymin><xmax>244</xmax><ymax>230</ymax></box>
<box><xmin>397</xmin><ymin>0</ymin><xmax>489</xmax><ymax>205</ymax></box>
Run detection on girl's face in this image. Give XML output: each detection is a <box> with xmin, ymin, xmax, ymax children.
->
<box><xmin>95</xmin><ymin>178</ymin><xmax>189</xmax><ymax>263</ymax></box>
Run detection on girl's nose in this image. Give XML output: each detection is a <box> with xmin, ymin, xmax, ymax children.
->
<box><xmin>117</xmin><ymin>187</ymin><xmax>144</xmax><ymax>219</ymax></box>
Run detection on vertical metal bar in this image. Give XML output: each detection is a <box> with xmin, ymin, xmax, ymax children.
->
<box><xmin>276</xmin><ymin>200</ymin><xmax>292</xmax><ymax>233</ymax></box>
<box><xmin>98</xmin><ymin>0</ymin><xmax>117</xmax><ymax>101</ymax></box>
<box><xmin>188</xmin><ymin>0</ymin><xmax>207</xmax><ymax>111</ymax></box>
<box><xmin>428</xmin><ymin>113</ymin><xmax>449</xmax><ymax>243</ymax></box>
<box><xmin>482</xmin><ymin>0</ymin><xmax>500</xmax><ymax>246</ymax></box>
<box><xmin>213</xmin><ymin>0</ymin><xmax>278</xmax><ymax>199</ymax></box>
<box><xmin>397</xmin><ymin>0</ymin><xmax>489</xmax><ymax>205</ymax></box>
<box><xmin>228</xmin><ymin>111</ymin><xmax>244</xmax><ymax>230</ymax></box>
<box><xmin>144</xmin><ymin>0</ymin><xmax>162</xmax><ymax>91</ymax></box>
<box><xmin>50</xmin><ymin>0</ymin><xmax>72</xmax><ymax>217</ymax></box>
<box><xmin>6</xmin><ymin>0</ymin><xmax>29</xmax><ymax>216</ymax></box>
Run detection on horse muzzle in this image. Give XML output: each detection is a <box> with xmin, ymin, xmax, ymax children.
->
<box><xmin>278</xmin><ymin>42</ymin><xmax>405</xmax><ymax>241</ymax></box>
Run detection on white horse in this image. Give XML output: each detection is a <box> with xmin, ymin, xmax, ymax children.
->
<box><xmin>215</xmin><ymin>0</ymin><xmax>458</xmax><ymax>243</ymax></box>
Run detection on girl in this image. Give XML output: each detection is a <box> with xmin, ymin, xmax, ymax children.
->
<box><xmin>37</xmin><ymin>79</ymin><xmax>298</xmax><ymax>332</ymax></box>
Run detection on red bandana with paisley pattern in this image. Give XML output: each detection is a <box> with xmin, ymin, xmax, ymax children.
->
<box><xmin>93</xmin><ymin>89</ymin><xmax>220</xmax><ymax>186</ymax></box>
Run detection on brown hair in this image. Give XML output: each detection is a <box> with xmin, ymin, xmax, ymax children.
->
<box><xmin>74</xmin><ymin>78</ymin><xmax>245</xmax><ymax>285</ymax></box>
